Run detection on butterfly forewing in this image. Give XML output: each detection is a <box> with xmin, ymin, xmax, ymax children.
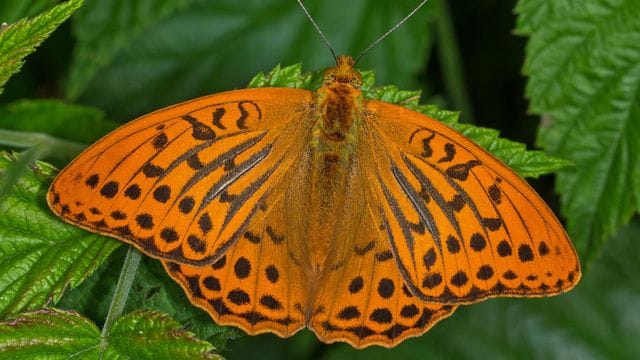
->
<box><xmin>48</xmin><ymin>88</ymin><xmax>314</xmax><ymax>265</ymax></box>
<box><xmin>362</xmin><ymin>100</ymin><xmax>580</xmax><ymax>303</ymax></box>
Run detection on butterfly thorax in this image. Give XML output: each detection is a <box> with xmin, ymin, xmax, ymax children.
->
<box><xmin>313</xmin><ymin>56</ymin><xmax>364</xmax><ymax>157</ymax></box>
<box><xmin>305</xmin><ymin>56</ymin><xmax>365</xmax><ymax>273</ymax></box>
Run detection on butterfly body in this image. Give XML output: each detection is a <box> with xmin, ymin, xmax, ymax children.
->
<box><xmin>48</xmin><ymin>56</ymin><xmax>580</xmax><ymax>348</ymax></box>
<box><xmin>304</xmin><ymin>56</ymin><xmax>367</xmax><ymax>273</ymax></box>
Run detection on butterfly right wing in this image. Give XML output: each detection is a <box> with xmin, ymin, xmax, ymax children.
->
<box><xmin>48</xmin><ymin>88</ymin><xmax>314</xmax><ymax>266</ymax></box>
<box><xmin>360</xmin><ymin>100</ymin><xmax>581</xmax><ymax>304</ymax></box>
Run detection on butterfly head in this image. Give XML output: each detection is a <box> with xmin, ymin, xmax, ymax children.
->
<box><xmin>323</xmin><ymin>55</ymin><xmax>363</xmax><ymax>89</ymax></box>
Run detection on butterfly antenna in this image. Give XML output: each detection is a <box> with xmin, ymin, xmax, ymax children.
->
<box><xmin>354</xmin><ymin>0</ymin><xmax>430</xmax><ymax>66</ymax></box>
<box><xmin>297</xmin><ymin>0</ymin><xmax>338</xmax><ymax>65</ymax></box>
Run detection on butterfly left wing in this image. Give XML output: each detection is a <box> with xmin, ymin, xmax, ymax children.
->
<box><xmin>48</xmin><ymin>88</ymin><xmax>314</xmax><ymax>266</ymax></box>
<box><xmin>360</xmin><ymin>100</ymin><xmax>581</xmax><ymax>304</ymax></box>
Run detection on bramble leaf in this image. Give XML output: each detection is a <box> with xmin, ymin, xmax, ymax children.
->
<box><xmin>516</xmin><ymin>0</ymin><xmax>640</xmax><ymax>263</ymax></box>
<box><xmin>0</xmin><ymin>0</ymin><xmax>83</xmax><ymax>94</ymax></box>
<box><xmin>0</xmin><ymin>308</ymin><xmax>221</xmax><ymax>359</ymax></box>
<box><xmin>0</xmin><ymin>152</ymin><xmax>120</xmax><ymax>318</ymax></box>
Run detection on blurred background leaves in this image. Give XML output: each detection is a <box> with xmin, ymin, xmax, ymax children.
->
<box><xmin>0</xmin><ymin>0</ymin><xmax>639</xmax><ymax>358</ymax></box>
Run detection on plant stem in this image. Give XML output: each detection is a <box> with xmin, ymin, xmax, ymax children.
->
<box><xmin>434</xmin><ymin>0</ymin><xmax>475</xmax><ymax>123</ymax></box>
<box><xmin>0</xmin><ymin>128</ymin><xmax>86</xmax><ymax>159</ymax></box>
<box><xmin>101</xmin><ymin>246</ymin><xmax>141</xmax><ymax>339</ymax></box>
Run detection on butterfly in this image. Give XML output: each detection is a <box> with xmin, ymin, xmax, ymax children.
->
<box><xmin>46</xmin><ymin>54</ymin><xmax>581</xmax><ymax>348</ymax></box>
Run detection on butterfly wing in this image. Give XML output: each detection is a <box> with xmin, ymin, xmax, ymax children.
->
<box><xmin>48</xmin><ymin>88</ymin><xmax>314</xmax><ymax>266</ymax></box>
<box><xmin>361</xmin><ymin>100</ymin><xmax>581</xmax><ymax>303</ymax></box>
<box><xmin>306</xmin><ymin>189</ymin><xmax>456</xmax><ymax>348</ymax></box>
<box><xmin>162</xmin><ymin>181</ymin><xmax>308</xmax><ymax>337</ymax></box>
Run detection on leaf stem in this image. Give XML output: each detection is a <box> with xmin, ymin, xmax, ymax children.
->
<box><xmin>101</xmin><ymin>246</ymin><xmax>141</xmax><ymax>339</ymax></box>
<box><xmin>433</xmin><ymin>0</ymin><xmax>474</xmax><ymax>123</ymax></box>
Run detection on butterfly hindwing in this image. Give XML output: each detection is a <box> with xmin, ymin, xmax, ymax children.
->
<box><xmin>163</xmin><ymin>186</ymin><xmax>308</xmax><ymax>337</ymax></box>
<box><xmin>363</xmin><ymin>100</ymin><xmax>581</xmax><ymax>303</ymax></box>
<box><xmin>48</xmin><ymin>88</ymin><xmax>314</xmax><ymax>265</ymax></box>
<box><xmin>308</xmin><ymin>202</ymin><xmax>456</xmax><ymax>348</ymax></box>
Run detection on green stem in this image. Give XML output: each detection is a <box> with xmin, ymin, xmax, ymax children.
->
<box><xmin>101</xmin><ymin>246</ymin><xmax>141</xmax><ymax>339</ymax></box>
<box><xmin>0</xmin><ymin>128</ymin><xmax>86</xmax><ymax>159</ymax></box>
<box><xmin>433</xmin><ymin>0</ymin><xmax>475</xmax><ymax>123</ymax></box>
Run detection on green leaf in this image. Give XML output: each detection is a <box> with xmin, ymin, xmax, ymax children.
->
<box><xmin>250</xmin><ymin>63</ymin><xmax>571</xmax><ymax>178</ymax></box>
<box><xmin>516</xmin><ymin>0</ymin><xmax>640</xmax><ymax>263</ymax></box>
<box><xmin>0</xmin><ymin>308</ymin><xmax>103</xmax><ymax>359</ymax></box>
<box><xmin>0</xmin><ymin>308</ymin><xmax>221</xmax><ymax>359</ymax></box>
<box><xmin>0</xmin><ymin>0</ymin><xmax>57</xmax><ymax>23</ymax></box>
<box><xmin>0</xmin><ymin>0</ymin><xmax>83</xmax><ymax>95</ymax></box>
<box><xmin>0</xmin><ymin>100</ymin><xmax>119</xmax><ymax>163</ymax></box>
<box><xmin>70</xmin><ymin>0</ymin><xmax>433</xmax><ymax>120</ymax></box>
<box><xmin>0</xmin><ymin>152</ymin><xmax>120</xmax><ymax>318</ymax></box>
<box><xmin>107</xmin><ymin>310</ymin><xmax>221</xmax><ymax>359</ymax></box>
<box><xmin>0</xmin><ymin>99</ymin><xmax>118</xmax><ymax>144</ymax></box>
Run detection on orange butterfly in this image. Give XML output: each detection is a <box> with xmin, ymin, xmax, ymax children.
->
<box><xmin>47</xmin><ymin>2</ymin><xmax>580</xmax><ymax>349</ymax></box>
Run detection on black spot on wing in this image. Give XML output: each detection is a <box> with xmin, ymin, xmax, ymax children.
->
<box><xmin>437</xmin><ymin>143</ymin><xmax>456</xmax><ymax>163</ymax></box>
<box><xmin>337</xmin><ymin>306</ymin><xmax>361</xmax><ymax>320</ymax></box>
<box><xmin>182</xmin><ymin>114</ymin><xmax>216</xmax><ymax>140</ymax></box>
<box><xmin>85</xmin><ymin>174</ymin><xmax>99</xmax><ymax>188</ymax></box>
<box><xmin>153</xmin><ymin>185</ymin><xmax>171</xmax><ymax>203</ymax></box>
<box><xmin>488</xmin><ymin>184</ymin><xmax>501</xmax><ymax>204</ymax></box>
<box><xmin>265</xmin><ymin>265</ymin><xmax>279</xmax><ymax>283</ymax></box>
<box><xmin>187</xmin><ymin>153</ymin><xmax>204</xmax><ymax>170</ymax></box>
<box><xmin>375</xmin><ymin>251</ymin><xmax>393</xmax><ymax>262</ymax></box>
<box><xmin>447</xmin><ymin>194</ymin><xmax>465</xmax><ymax>212</ymax></box>
<box><xmin>445</xmin><ymin>160</ymin><xmax>482</xmax><ymax>181</ymax></box>
<box><xmin>136</xmin><ymin>213</ymin><xmax>154</xmax><ymax>229</ymax></box>
<box><xmin>244</xmin><ymin>231</ymin><xmax>261</xmax><ymax>244</ymax></box>
<box><xmin>176</xmin><ymin>198</ymin><xmax>195</xmax><ymax>216</ymax></box>
<box><xmin>482</xmin><ymin>217</ymin><xmax>503</xmax><ymax>231</ymax></box>
<box><xmin>236</xmin><ymin>102</ymin><xmax>250</xmax><ymax>130</ymax></box>
<box><xmin>142</xmin><ymin>163</ymin><xmax>164</xmax><ymax>178</ymax></box>
<box><xmin>348</xmin><ymin>276</ymin><xmax>364</xmax><ymax>294</ymax></box>
<box><xmin>124</xmin><ymin>184</ymin><xmax>141</xmax><ymax>199</ymax></box>
<box><xmin>152</xmin><ymin>133</ymin><xmax>168</xmax><ymax>149</ymax></box>
<box><xmin>377</xmin><ymin>278</ymin><xmax>395</xmax><ymax>298</ymax></box>
<box><xmin>212</xmin><ymin>107</ymin><xmax>226</xmax><ymax>130</ymax></box>
<box><xmin>420</xmin><ymin>133</ymin><xmax>436</xmax><ymax>157</ymax></box>
<box><xmin>266</xmin><ymin>225</ymin><xmax>284</xmax><ymax>244</ymax></box>
<box><xmin>100</xmin><ymin>181</ymin><xmax>119</xmax><ymax>198</ymax></box>
<box><xmin>354</xmin><ymin>241</ymin><xmax>375</xmax><ymax>256</ymax></box>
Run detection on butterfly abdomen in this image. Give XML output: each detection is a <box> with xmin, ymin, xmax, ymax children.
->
<box><xmin>301</xmin><ymin>75</ymin><xmax>367</xmax><ymax>272</ymax></box>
